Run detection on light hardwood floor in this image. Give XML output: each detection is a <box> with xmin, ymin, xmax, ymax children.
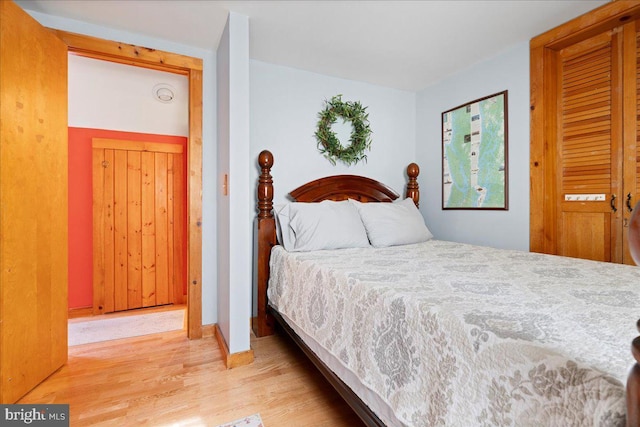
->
<box><xmin>18</xmin><ymin>329</ymin><xmax>364</xmax><ymax>426</ymax></box>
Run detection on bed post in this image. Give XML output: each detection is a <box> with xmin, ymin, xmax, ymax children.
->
<box><xmin>406</xmin><ymin>163</ymin><xmax>420</xmax><ymax>208</ymax></box>
<box><xmin>253</xmin><ymin>150</ymin><xmax>276</xmax><ymax>337</ymax></box>
<box><xmin>628</xmin><ymin>320</ymin><xmax>640</xmax><ymax>426</ymax></box>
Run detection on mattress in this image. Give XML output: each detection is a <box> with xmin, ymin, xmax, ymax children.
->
<box><xmin>267</xmin><ymin>240</ymin><xmax>640</xmax><ymax>426</ymax></box>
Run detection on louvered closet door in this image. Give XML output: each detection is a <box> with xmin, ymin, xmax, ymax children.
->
<box><xmin>557</xmin><ymin>30</ymin><xmax>624</xmax><ymax>262</ymax></box>
<box><xmin>92</xmin><ymin>139</ymin><xmax>185</xmax><ymax>313</ymax></box>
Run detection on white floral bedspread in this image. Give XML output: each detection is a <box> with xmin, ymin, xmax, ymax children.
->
<box><xmin>267</xmin><ymin>240</ymin><xmax>640</xmax><ymax>427</ymax></box>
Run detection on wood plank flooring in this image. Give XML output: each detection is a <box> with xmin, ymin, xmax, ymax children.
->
<box><xmin>18</xmin><ymin>329</ymin><xmax>364</xmax><ymax>426</ymax></box>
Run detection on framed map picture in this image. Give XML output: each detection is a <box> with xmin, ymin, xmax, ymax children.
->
<box><xmin>441</xmin><ymin>90</ymin><xmax>508</xmax><ymax>210</ymax></box>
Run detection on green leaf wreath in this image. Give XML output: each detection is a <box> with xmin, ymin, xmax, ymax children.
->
<box><xmin>315</xmin><ymin>95</ymin><xmax>372</xmax><ymax>166</ymax></box>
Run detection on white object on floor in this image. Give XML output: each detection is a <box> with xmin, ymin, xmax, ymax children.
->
<box><xmin>68</xmin><ymin>308</ymin><xmax>185</xmax><ymax>346</ymax></box>
<box><xmin>216</xmin><ymin>414</ymin><xmax>264</xmax><ymax>427</ymax></box>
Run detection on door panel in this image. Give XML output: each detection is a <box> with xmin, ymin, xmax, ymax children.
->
<box><xmin>114</xmin><ymin>149</ymin><xmax>129</xmax><ymax>312</ymax></box>
<box><xmin>557</xmin><ymin>31</ymin><xmax>623</xmax><ymax>262</ymax></box>
<box><xmin>92</xmin><ymin>139</ymin><xmax>184</xmax><ymax>313</ymax></box>
<box><xmin>0</xmin><ymin>1</ymin><xmax>68</xmax><ymax>403</ymax></box>
<box><xmin>141</xmin><ymin>151</ymin><xmax>156</xmax><ymax>307</ymax></box>
<box><xmin>127</xmin><ymin>151</ymin><xmax>143</xmax><ymax>309</ymax></box>
<box><xmin>622</xmin><ymin>21</ymin><xmax>640</xmax><ymax>265</ymax></box>
<box><xmin>171</xmin><ymin>154</ymin><xmax>186</xmax><ymax>304</ymax></box>
<box><xmin>561</xmin><ymin>211</ymin><xmax>611</xmax><ymax>261</ymax></box>
<box><xmin>154</xmin><ymin>152</ymin><xmax>170</xmax><ymax>306</ymax></box>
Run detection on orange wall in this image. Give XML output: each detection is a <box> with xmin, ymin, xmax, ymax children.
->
<box><xmin>68</xmin><ymin>127</ymin><xmax>188</xmax><ymax>309</ymax></box>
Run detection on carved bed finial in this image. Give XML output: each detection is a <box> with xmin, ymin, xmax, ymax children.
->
<box><xmin>254</xmin><ymin>150</ymin><xmax>276</xmax><ymax>337</ymax></box>
<box><xmin>406</xmin><ymin>163</ymin><xmax>420</xmax><ymax>208</ymax></box>
<box><xmin>258</xmin><ymin>150</ymin><xmax>274</xmax><ymax>219</ymax></box>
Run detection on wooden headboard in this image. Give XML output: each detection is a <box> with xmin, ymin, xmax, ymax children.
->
<box><xmin>253</xmin><ymin>150</ymin><xmax>420</xmax><ymax>337</ymax></box>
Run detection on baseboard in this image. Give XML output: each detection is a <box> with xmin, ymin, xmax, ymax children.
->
<box><xmin>214</xmin><ymin>324</ymin><xmax>254</xmax><ymax>369</ymax></box>
<box><xmin>68</xmin><ymin>307</ymin><xmax>93</xmax><ymax>319</ymax></box>
<box><xmin>202</xmin><ymin>323</ymin><xmax>216</xmax><ymax>337</ymax></box>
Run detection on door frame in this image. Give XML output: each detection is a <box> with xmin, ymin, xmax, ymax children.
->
<box><xmin>53</xmin><ymin>29</ymin><xmax>204</xmax><ymax>338</ymax></box>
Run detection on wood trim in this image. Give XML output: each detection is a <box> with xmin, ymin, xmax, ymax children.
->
<box><xmin>214</xmin><ymin>324</ymin><xmax>254</xmax><ymax>369</ymax></box>
<box><xmin>187</xmin><ymin>69</ymin><xmax>203</xmax><ymax>339</ymax></box>
<box><xmin>544</xmin><ymin>47</ymin><xmax>559</xmax><ymax>255</ymax></box>
<box><xmin>530</xmin><ymin>1</ymin><xmax>640</xmax><ymax>50</ymax></box>
<box><xmin>202</xmin><ymin>323</ymin><xmax>216</xmax><ymax>338</ymax></box>
<box><xmin>622</xmin><ymin>20</ymin><xmax>639</xmax><ymax>265</ymax></box>
<box><xmin>68</xmin><ymin>307</ymin><xmax>93</xmax><ymax>319</ymax></box>
<box><xmin>529</xmin><ymin>44</ymin><xmax>545</xmax><ymax>253</ymax></box>
<box><xmin>92</xmin><ymin>138</ymin><xmax>183</xmax><ymax>153</ymax></box>
<box><xmin>59</xmin><ymin>30</ymin><xmax>203</xmax><ymax>339</ymax></box>
<box><xmin>51</xmin><ymin>29</ymin><xmax>202</xmax><ymax>72</ymax></box>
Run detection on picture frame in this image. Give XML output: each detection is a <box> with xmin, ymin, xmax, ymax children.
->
<box><xmin>441</xmin><ymin>90</ymin><xmax>508</xmax><ymax>210</ymax></box>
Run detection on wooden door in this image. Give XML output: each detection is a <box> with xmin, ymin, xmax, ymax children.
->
<box><xmin>622</xmin><ymin>20</ymin><xmax>640</xmax><ymax>265</ymax></box>
<box><xmin>92</xmin><ymin>139</ymin><xmax>185</xmax><ymax>314</ymax></box>
<box><xmin>555</xmin><ymin>30</ymin><xmax>623</xmax><ymax>262</ymax></box>
<box><xmin>0</xmin><ymin>1</ymin><xmax>68</xmax><ymax>403</ymax></box>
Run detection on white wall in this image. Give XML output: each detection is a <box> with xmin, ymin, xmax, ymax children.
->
<box><xmin>26</xmin><ymin>10</ymin><xmax>219</xmax><ymax>326</ymax></box>
<box><xmin>217</xmin><ymin>13</ymin><xmax>252</xmax><ymax>354</ymax></box>
<box><xmin>68</xmin><ymin>55</ymin><xmax>188</xmax><ymax>135</ymax></box>
<box><xmin>216</xmin><ymin>17</ymin><xmax>231</xmax><ymax>346</ymax></box>
<box><xmin>416</xmin><ymin>42</ymin><xmax>530</xmax><ymax>251</ymax></box>
<box><xmin>250</xmin><ymin>60</ymin><xmax>417</xmax><ymax>205</ymax></box>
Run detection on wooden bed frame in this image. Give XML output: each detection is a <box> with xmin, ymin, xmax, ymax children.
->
<box><xmin>253</xmin><ymin>149</ymin><xmax>640</xmax><ymax>427</ymax></box>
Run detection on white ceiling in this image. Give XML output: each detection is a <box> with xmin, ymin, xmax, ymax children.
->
<box><xmin>17</xmin><ymin>0</ymin><xmax>609</xmax><ymax>91</ymax></box>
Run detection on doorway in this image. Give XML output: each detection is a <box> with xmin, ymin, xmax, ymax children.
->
<box><xmin>56</xmin><ymin>29</ymin><xmax>204</xmax><ymax>338</ymax></box>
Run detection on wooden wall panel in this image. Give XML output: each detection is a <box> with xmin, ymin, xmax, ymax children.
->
<box><xmin>127</xmin><ymin>152</ymin><xmax>143</xmax><ymax>309</ymax></box>
<box><xmin>103</xmin><ymin>150</ymin><xmax>116</xmax><ymax>312</ymax></box>
<box><xmin>92</xmin><ymin>148</ymin><xmax>106</xmax><ymax>314</ymax></box>
<box><xmin>113</xmin><ymin>150</ymin><xmax>129</xmax><ymax>311</ymax></box>
<box><xmin>167</xmin><ymin>155</ymin><xmax>176</xmax><ymax>303</ymax></box>
<box><xmin>141</xmin><ymin>151</ymin><xmax>156</xmax><ymax>307</ymax></box>
<box><xmin>155</xmin><ymin>153</ymin><xmax>170</xmax><ymax>305</ymax></box>
<box><xmin>173</xmin><ymin>153</ymin><xmax>186</xmax><ymax>304</ymax></box>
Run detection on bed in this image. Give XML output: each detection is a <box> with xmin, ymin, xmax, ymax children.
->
<box><xmin>253</xmin><ymin>150</ymin><xmax>640</xmax><ymax>426</ymax></box>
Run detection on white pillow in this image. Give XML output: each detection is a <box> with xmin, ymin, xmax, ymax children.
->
<box><xmin>273</xmin><ymin>204</ymin><xmax>290</xmax><ymax>247</ymax></box>
<box><xmin>275</xmin><ymin>200</ymin><xmax>370</xmax><ymax>252</ymax></box>
<box><xmin>350</xmin><ymin>198</ymin><xmax>433</xmax><ymax>247</ymax></box>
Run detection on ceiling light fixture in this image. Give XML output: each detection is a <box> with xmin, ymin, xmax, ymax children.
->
<box><xmin>153</xmin><ymin>83</ymin><xmax>175</xmax><ymax>103</ymax></box>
